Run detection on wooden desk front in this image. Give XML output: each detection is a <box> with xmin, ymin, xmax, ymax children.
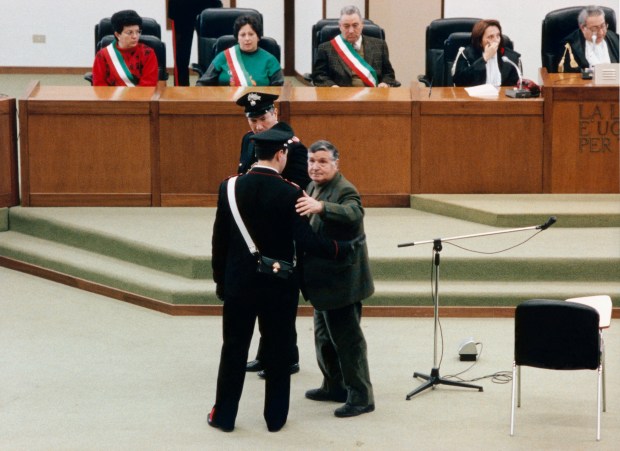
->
<box><xmin>19</xmin><ymin>83</ymin><xmax>155</xmax><ymax>206</ymax></box>
<box><xmin>1</xmin><ymin>97</ymin><xmax>19</xmax><ymax>207</ymax></box>
<box><xmin>412</xmin><ymin>84</ymin><xmax>544</xmax><ymax>194</ymax></box>
<box><xmin>541</xmin><ymin>69</ymin><xmax>619</xmax><ymax>193</ymax></box>
<box><xmin>157</xmin><ymin>86</ymin><xmax>282</xmax><ymax>206</ymax></box>
<box><xmin>287</xmin><ymin>87</ymin><xmax>412</xmax><ymax>207</ymax></box>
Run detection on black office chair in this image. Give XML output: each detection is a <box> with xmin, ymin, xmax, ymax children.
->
<box><xmin>510</xmin><ymin>298</ymin><xmax>606</xmax><ymax>441</ymax></box>
<box><xmin>418</xmin><ymin>17</ymin><xmax>481</xmax><ymax>87</ymax></box>
<box><xmin>191</xmin><ymin>7</ymin><xmax>263</xmax><ymax>77</ymax></box>
<box><xmin>443</xmin><ymin>32</ymin><xmax>515</xmax><ymax>86</ymax></box>
<box><xmin>541</xmin><ymin>6</ymin><xmax>617</xmax><ymax>73</ymax></box>
<box><xmin>213</xmin><ymin>35</ymin><xmax>281</xmax><ymax>63</ymax></box>
<box><xmin>94</xmin><ymin>17</ymin><xmax>161</xmax><ymax>55</ymax></box>
<box><xmin>304</xmin><ymin>21</ymin><xmax>388</xmax><ymax>85</ymax></box>
<box><xmin>85</xmin><ymin>35</ymin><xmax>169</xmax><ymax>84</ymax></box>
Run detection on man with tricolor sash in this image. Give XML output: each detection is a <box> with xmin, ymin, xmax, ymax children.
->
<box><xmin>92</xmin><ymin>10</ymin><xmax>158</xmax><ymax>87</ymax></box>
<box><xmin>312</xmin><ymin>5</ymin><xmax>399</xmax><ymax>88</ymax></box>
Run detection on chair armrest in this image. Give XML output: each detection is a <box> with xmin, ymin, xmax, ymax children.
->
<box><xmin>191</xmin><ymin>63</ymin><xmax>205</xmax><ymax>77</ymax></box>
<box><xmin>417</xmin><ymin>75</ymin><xmax>431</xmax><ymax>87</ymax></box>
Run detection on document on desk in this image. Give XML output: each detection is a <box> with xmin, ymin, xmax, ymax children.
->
<box><xmin>464</xmin><ymin>84</ymin><xmax>499</xmax><ymax>98</ymax></box>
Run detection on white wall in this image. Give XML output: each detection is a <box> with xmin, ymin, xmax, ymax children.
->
<box><xmin>295</xmin><ymin>1</ymin><xmax>323</xmax><ymax>77</ymax></box>
<box><xmin>444</xmin><ymin>0</ymin><xmax>620</xmax><ymax>80</ymax></box>
<box><xmin>0</xmin><ymin>0</ymin><xmax>282</xmax><ymax>69</ymax></box>
<box><xmin>0</xmin><ymin>0</ymin><xmax>171</xmax><ymax>67</ymax></box>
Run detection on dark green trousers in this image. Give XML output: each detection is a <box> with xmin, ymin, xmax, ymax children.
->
<box><xmin>314</xmin><ymin>302</ymin><xmax>374</xmax><ymax>406</ymax></box>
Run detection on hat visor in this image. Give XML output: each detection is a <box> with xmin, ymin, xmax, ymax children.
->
<box><xmin>245</xmin><ymin>108</ymin><xmax>272</xmax><ymax>118</ymax></box>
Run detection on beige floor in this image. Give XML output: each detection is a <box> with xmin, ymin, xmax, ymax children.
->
<box><xmin>1</xmin><ymin>266</ymin><xmax>618</xmax><ymax>450</ymax></box>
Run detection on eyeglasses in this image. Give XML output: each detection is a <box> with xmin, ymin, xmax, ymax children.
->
<box><xmin>585</xmin><ymin>23</ymin><xmax>607</xmax><ymax>33</ymax></box>
<box><xmin>121</xmin><ymin>30</ymin><xmax>142</xmax><ymax>37</ymax></box>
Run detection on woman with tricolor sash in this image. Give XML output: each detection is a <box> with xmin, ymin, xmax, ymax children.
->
<box><xmin>92</xmin><ymin>10</ymin><xmax>158</xmax><ymax>87</ymax></box>
<box><xmin>196</xmin><ymin>15</ymin><xmax>284</xmax><ymax>87</ymax></box>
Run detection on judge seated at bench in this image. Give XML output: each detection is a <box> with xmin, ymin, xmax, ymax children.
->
<box><xmin>453</xmin><ymin>19</ymin><xmax>521</xmax><ymax>87</ymax></box>
<box><xmin>92</xmin><ymin>10</ymin><xmax>158</xmax><ymax>87</ymax></box>
<box><xmin>312</xmin><ymin>5</ymin><xmax>399</xmax><ymax>88</ymax></box>
<box><xmin>196</xmin><ymin>15</ymin><xmax>284</xmax><ymax>87</ymax></box>
<box><xmin>557</xmin><ymin>5</ymin><xmax>619</xmax><ymax>73</ymax></box>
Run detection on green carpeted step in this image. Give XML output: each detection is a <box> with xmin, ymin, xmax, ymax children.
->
<box><xmin>368</xmin><ymin>281</ymin><xmax>620</xmax><ymax>307</ymax></box>
<box><xmin>0</xmin><ymin>231</ymin><xmax>213</xmax><ymax>304</ymax></box>
<box><xmin>0</xmin><ymin>208</ymin><xmax>8</xmax><ymax>231</ymax></box>
<box><xmin>411</xmin><ymin>194</ymin><xmax>620</xmax><ymax>227</ymax></box>
<box><xmin>8</xmin><ymin>207</ymin><xmax>210</xmax><ymax>279</ymax></box>
<box><xmin>1</xmin><ymin>231</ymin><xmax>618</xmax><ymax>307</ymax></box>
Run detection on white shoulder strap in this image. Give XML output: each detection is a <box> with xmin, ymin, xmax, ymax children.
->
<box><xmin>227</xmin><ymin>176</ymin><xmax>258</xmax><ymax>254</ymax></box>
<box><xmin>451</xmin><ymin>46</ymin><xmax>466</xmax><ymax>77</ymax></box>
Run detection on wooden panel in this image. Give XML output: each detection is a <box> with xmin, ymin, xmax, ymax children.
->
<box><xmin>413</xmin><ymin>85</ymin><xmax>544</xmax><ymax>193</ymax></box>
<box><xmin>288</xmin><ymin>87</ymin><xmax>412</xmax><ymax>202</ymax></box>
<box><xmin>27</xmin><ymin>115</ymin><xmax>151</xmax><ymax>193</ymax></box>
<box><xmin>21</xmin><ymin>85</ymin><xmax>154</xmax><ymax>206</ymax></box>
<box><xmin>0</xmin><ymin>97</ymin><xmax>19</xmax><ymax>207</ymax></box>
<box><xmin>541</xmin><ymin>70</ymin><xmax>619</xmax><ymax>193</ymax></box>
<box><xmin>157</xmin><ymin>87</ymin><xmax>267</xmax><ymax>202</ymax></box>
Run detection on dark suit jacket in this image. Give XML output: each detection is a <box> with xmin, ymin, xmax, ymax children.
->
<box><xmin>312</xmin><ymin>35</ymin><xmax>399</xmax><ymax>87</ymax></box>
<box><xmin>238</xmin><ymin>132</ymin><xmax>311</xmax><ymax>188</ymax></box>
<box><xmin>212</xmin><ymin>167</ymin><xmax>339</xmax><ymax>299</ymax></box>
<box><xmin>559</xmin><ymin>29</ymin><xmax>619</xmax><ymax>73</ymax></box>
<box><xmin>453</xmin><ymin>46</ymin><xmax>521</xmax><ymax>87</ymax></box>
<box><xmin>301</xmin><ymin>172</ymin><xmax>374</xmax><ymax>311</ymax></box>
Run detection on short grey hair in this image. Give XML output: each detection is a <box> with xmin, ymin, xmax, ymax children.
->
<box><xmin>578</xmin><ymin>6</ymin><xmax>606</xmax><ymax>26</ymax></box>
<box><xmin>340</xmin><ymin>5</ymin><xmax>362</xmax><ymax>20</ymax></box>
<box><xmin>308</xmin><ymin>140</ymin><xmax>340</xmax><ymax>161</ymax></box>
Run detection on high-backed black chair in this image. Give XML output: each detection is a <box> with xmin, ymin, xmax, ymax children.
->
<box><xmin>541</xmin><ymin>6</ymin><xmax>617</xmax><ymax>73</ymax></box>
<box><xmin>213</xmin><ymin>35</ymin><xmax>281</xmax><ymax>63</ymax></box>
<box><xmin>510</xmin><ymin>298</ymin><xmax>606</xmax><ymax>441</ymax></box>
<box><xmin>93</xmin><ymin>17</ymin><xmax>161</xmax><ymax>55</ymax></box>
<box><xmin>443</xmin><ymin>32</ymin><xmax>515</xmax><ymax>86</ymax></box>
<box><xmin>418</xmin><ymin>17</ymin><xmax>481</xmax><ymax>87</ymax></box>
<box><xmin>191</xmin><ymin>7</ymin><xmax>263</xmax><ymax>77</ymax></box>
<box><xmin>85</xmin><ymin>34</ymin><xmax>168</xmax><ymax>84</ymax></box>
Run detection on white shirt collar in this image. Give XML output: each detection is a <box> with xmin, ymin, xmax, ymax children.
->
<box><xmin>585</xmin><ymin>39</ymin><xmax>610</xmax><ymax>67</ymax></box>
<box><xmin>353</xmin><ymin>36</ymin><xmax>363</xmax><ymax>51</ymax></box>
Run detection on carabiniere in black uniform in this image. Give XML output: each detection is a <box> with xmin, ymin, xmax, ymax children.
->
<box><xmin>209</xmin><ymin>123</ymin><xmax>354</xmax><ymax>433</ymax></box>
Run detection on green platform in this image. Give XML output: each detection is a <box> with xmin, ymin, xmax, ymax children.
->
<box><xmin>0</xmin><ymin>195</ymin><xmax>618</xmax><ymax>308</ymax></box>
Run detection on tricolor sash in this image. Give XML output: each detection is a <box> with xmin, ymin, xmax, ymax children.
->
<box><xmin>103</xmin><ymin>40</ymin><xmax>137</xmax><ymax>87</ymax></box>
<box><xmin>330</xmin><ymin>35</ymin><xmax>378</xmax><ymax>87</ymax></box>
<box><xmin>224</xmin><ymin>45</ymin><xmax>254</xmax><ymax>86</ymax></box>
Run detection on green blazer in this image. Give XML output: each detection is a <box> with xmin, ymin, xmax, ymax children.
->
<box><xmin>301</xmin><ymin>172</ymin><xmax>374</xmax><ymax>310</ymax></box>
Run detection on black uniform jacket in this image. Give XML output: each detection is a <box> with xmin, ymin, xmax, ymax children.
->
<box><xmin>238</xmin><ymin>132</ymin><xmax>311</xmax><ymax>188</ymax></box>
<box><xmin>212</xmin><ymin>166</ymin><xmax>339</xmax><ymax>299</ymax></box>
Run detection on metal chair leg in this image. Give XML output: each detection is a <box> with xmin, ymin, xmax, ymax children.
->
<box><xmin>510</xmin><ymin>361</ymin><xmax>517</xmax><ymax>436</ymax></box>
<box><xmin>517</xmin><ymin>365</ymin><xmax>521</xmax><ymax>407</ymax></box>
<box><xmin>597</xmin><ymin>363</ymin><xmax>602</xmax><ymax>441</ymax></box>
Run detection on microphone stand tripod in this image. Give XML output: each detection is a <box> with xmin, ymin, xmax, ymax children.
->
<box><xmin>399</xmin><ymin>217</ymin><xmax>556</xmax><ymax>400</ymax></box>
